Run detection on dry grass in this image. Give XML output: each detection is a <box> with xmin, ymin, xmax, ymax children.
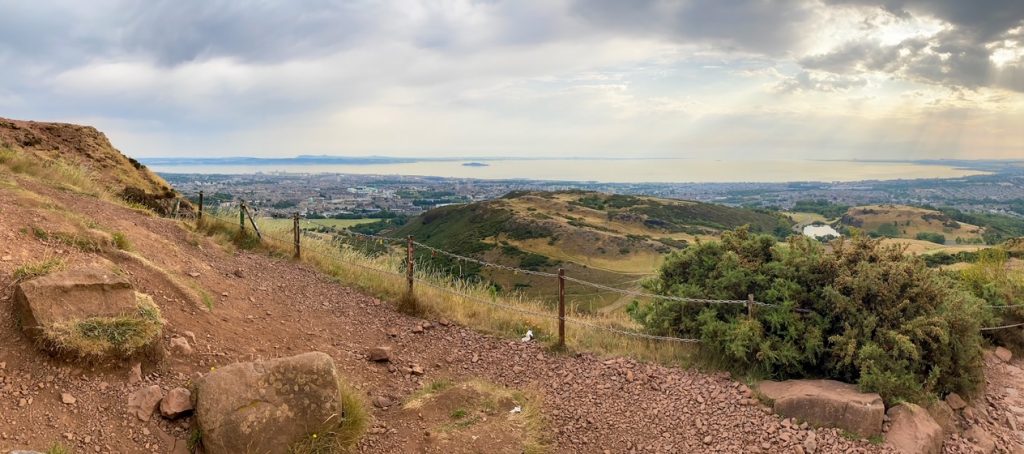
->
<box><xmin>0</xmin><ymin>147</ymin><xmax>158</xmax><ymax>215</ymax></box>
<box><xmin>40</xmin><ymin>293</ymin><xmax>164</xmax><ymax>359</ymax></box>
<box><xmin>196</xmin><ymin>214</ymin><xmax>696</xmax><ymax>366</ymax></box>
<box><xmin>13</xmin><ymin>257</ymin><xmax>66</xmax><ymax>281</ymax></box>
<box><xmin>288</xmin><ymin>378</ymin><xmax>368</xmax><ymax>454</ymax></box>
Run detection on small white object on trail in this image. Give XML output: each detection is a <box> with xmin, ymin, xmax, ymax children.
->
<box><xmin>521</xmin><ymin>329</ymin><xmax>534</xmax><ymax>342</ymax></box>
<box><xmin>510</xmin><ymin>406</ymin><xmax>522</xmax><ymax>414</ymax></box>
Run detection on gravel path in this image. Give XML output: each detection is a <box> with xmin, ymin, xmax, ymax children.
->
<box><xmin>1</xmin><ymin>175</ymin><xmax>895</xmax><ymax>453</ymax></box>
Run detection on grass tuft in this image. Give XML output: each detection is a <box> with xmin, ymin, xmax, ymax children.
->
<box><xmin>13</xmin><ymin>257</ymin><xmax>65</xmax><ymax>281</ymax></box>
<box><xmin>41</xmin><ymin>293</ymin><xmax>164</xmax><ymax>359</ymax></box>
<box><xmin>289</xmin><ymin>378</ymin><xmax>368</xmax><ymax>454</ymax></box>
<box><xmin>112</xmin><ymin>231</ymin><xmax>132</xmax><ymax>250</ymax></box>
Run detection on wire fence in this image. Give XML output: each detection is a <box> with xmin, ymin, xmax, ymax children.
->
<box><xmin>194</xmin><ymin>196</ymin><xmax>1024</xmax><ymax>343</ymax></box>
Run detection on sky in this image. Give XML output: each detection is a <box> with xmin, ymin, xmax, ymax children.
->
<box><xmin>1</xmin><ymin>0</ymin><xmax>1023</xmax><ymax>160</ymax></box>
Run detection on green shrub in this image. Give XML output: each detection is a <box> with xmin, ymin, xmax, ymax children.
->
<box><xmin>915</xmin><ymin>232</ymin><xmax>946</xmax><ymax>244</ymax></box>
<box><xmin>627</xmin><ymin>227</ymin><xmax>986</xmax><ymax>404</ymax></box>
<box><xmin>954</xmin><ymin>249</ymin><xmax>1024</xmax><ymax>349</ymax></box>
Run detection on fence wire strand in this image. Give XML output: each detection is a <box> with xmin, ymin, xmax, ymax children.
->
<box><xmin>197</xmin><ymin>209</ymin><xmax>1024</xmax><ymax>333</ymax></box>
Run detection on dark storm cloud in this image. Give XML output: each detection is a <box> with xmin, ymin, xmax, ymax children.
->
<box><xmin>0</xmin><ymin>1</ymin><xmax>393</xmax><ymax>67</ymax></box>
<box><xmin>571</xmin><ymin>0</ymin><xmax>815</xmax><ymax>56</ymax></box>
<box><xmin>827</xmin><ymin>0</ymin><xmax>1024</xmax><ymax>40</ymax></box>
<box><xmin>809</xmin><ymin>0</ymin><xmax>1024</xmax><ymax>91</ymax></box>
<box><xmin>116</xmin><ymin>1</ymin><xmax>375</xmax><ymax>65</ymax></box>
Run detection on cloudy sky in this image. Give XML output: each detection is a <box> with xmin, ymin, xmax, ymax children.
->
<box><xmin>1</xmin><ymin>0</ymin><xmax>1022</xmax><ymax>159</ymax></box>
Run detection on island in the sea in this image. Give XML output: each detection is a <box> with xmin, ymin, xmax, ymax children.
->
<box><xmin>461</xmin><ymin>162</ymin><xmax>490</xmax><ymax>167</ymax></box>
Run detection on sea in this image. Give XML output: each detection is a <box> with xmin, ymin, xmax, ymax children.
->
<box><xmin>146</xmin><ymin>158</ymin><xmax>988</xmax><ymax>184</ymax></box>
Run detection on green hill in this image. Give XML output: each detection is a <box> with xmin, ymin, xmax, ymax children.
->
<box><xmin>386</xmin><ymin>191</ymin><xmax>792</xmax><ymax>312</ymax></box>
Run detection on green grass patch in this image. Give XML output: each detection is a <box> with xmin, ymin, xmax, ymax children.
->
<box><xmin>41</xmin><ymin>294</ymin><xmax>164</xmax><ymax>359</ymax></box>
<box><xmin>112</xmin><ymin>231</ymin><xmax>132</xmax><ymax>250</ymax></box>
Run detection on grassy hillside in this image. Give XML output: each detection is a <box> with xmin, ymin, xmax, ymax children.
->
<box><xmin>839</xmin><ymin>204</ymin><xmax>985</xmax><ymax>244</ymax></box>
<box><xmin>390</xmin><ymin>190</ymin><xmax>792</xmax><ymax>312</ymax></box>
<box><xmin>0</xmin><ymin>117</ymin><xmax>190</xmax><ymax>215</ymax></box>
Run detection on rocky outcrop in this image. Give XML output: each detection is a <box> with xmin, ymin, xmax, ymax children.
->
<box><xmin>193</xmin><ymin>352</ymin><xmax>347</xmax><ymax>454</ymax></box>
<box><xmin>757</xmin><ymin>379</ymin><xmax>884</xmax><ymax>437</ymax></box>
<box><xmin>0</xmin><ymin>117</ymin><xmax>191</xmax><ymax>215</ymax></box>
<box><xmin>13</xmin><ymin>261</ymin><xmax>163</xmax><ymax>360</ymax></box>
<box><xmin>885</xmin><ymin>403</ymin><xmax>943</xmax><ymax>454</ymax></box>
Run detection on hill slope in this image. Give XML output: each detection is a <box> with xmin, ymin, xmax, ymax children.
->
<box><xmin>840</xmin><ymin>204</ymin><xmax>985</xmax><ymax>244</ymax></box>
<box><xmin>392</xmin><ymin>191</ymin><xmax>792</xmax><ymax>311</ymax></box>
<box><xmin>0</xmin><ymin>120</ymin><xmax>906</xmax><ymax>454</ymax></box>
<box><xmin>0</xmin><ymin>117</ymin><xmax>189</xmax><ymax>214</ymax></box>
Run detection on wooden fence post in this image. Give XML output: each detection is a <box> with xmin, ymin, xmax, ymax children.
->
<box><xmin>558</xmin><ymin>268</ymin><xmax>566</xmax><ymax>348</ymax></box>
<box><xmin>747</xmin><ymin>293</ymin><xmax>755</xmax><ymax>318</ymax></box>
<box><xmin>243</xmin><ymin>204</ymin><xmax>262</xmax><ymax>240</ymax></box>
<box><xmin>197</xmin><ymin>191</ymin><xmax>204</xmax><ymax>226</ymax></box>
<box><xmin>406</xmin><ymin>236</ymin><xmax>415</xmax><ymax>294</ymax></box>
<box><xmin>293</xmin><ymin>213</ymin><xmax>301</xmax><ymax>259</ymax></box>
<box><xmin>239</xmin><ymin>201</ymin><xmax>246</xmax><ymax>232</ymax></box>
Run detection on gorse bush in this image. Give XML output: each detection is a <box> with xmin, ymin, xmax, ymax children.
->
<box><xmin>955</xmin><ymin>248</ymin><xmax>1024</xmax><ymax>350</ymax></box>
<box><xmin>628</xmin><ymin>227</ymin><xmax>987</xmax><ymax>404</ymax></box>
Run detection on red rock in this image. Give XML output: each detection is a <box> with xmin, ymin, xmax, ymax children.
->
<box><xmin>367</xmin><ymin>346</ymin><xmax>391</xmax><ymax>362</ymax></box>
<box><xmin>885</xmin><ymin>403</ymin><xmax>943</xmax><ymax>454</ymax></box>
<box><xmin>994</xmin><ymin>347</ymin><xmax>1013</xmax><ymax>363</ymax></box>
<box><xmin>757</xmin><ymin>379</ymin><xmax>884</xmax><ymax>437</ymax></box>
<box><xmin>945</xmin><ymin>392</ymin><xmax>967</xmax><ymax>410</ymax></box>
<box><xmin>160</xmin><ymin>387</ymin><xmax>193</xmax><ymax>419</ymax></box>
<box><xmin>127</xmin><ymin>385</ymin><xmax>163</xmax><ymax>421</ymax></box>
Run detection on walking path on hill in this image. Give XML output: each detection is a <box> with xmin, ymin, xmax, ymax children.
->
<box><xmin>2</xmin><ymin>174</ymin><xmax>1018</xmax><ymax>452</ymax></box>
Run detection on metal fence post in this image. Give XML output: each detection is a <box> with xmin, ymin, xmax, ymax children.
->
<box><xmin>558</xmin><ymin>268</ymin><xmax>566</xmax><ymax>348</ymax></box>
<box><xmin>293</xmin><ymin>213</ymin><xmax>301</xmax><ymax>259</ymax></box>
<box><xmin>407</xmin><ymin>235</ymin><xmax>415</xmax><ymax>294</ymax></box>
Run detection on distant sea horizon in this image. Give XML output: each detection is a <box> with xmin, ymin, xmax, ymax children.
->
<box><xmin>143</xmin><ymin>156</ymin><xmax>995</xmax><ymax>184</ymax></box>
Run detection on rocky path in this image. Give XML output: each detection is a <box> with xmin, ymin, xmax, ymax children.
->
<box><xmin>942</xmin><ymin>349</ymin><xmax>1024</xmax><ymax>453</ymax></box>
<box><xmin>0</xmin><ymin>174</ymin><xmax>1010</xmax><ymax>453</ymax></box>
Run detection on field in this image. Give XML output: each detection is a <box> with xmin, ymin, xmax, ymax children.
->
<box><xmin>782</xmin><ymin>211</ymin><xmax>829</xmax><ymax>226</ymax></box>
<box><xmin>256</xmin><ymin>217</ymin><xmax>380</xmax><ymax>233</ymax></box>
<box><xmin>841</xmin><ymin>204</ymin><xmax>985</xmax><ymax>243</ymax></box>
<box><xmin>393</xmin><ymin>191</ymin><xmax>791</xmax><ymax>312</ymax></box>
<box><xmin>880</xmin><ymin>238</ymin><xmax>989</xmax><ymax>255</ymax></box>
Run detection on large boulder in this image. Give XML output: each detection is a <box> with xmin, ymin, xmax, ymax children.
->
<box><xmin>193</xmin><ymin>352</ymin><xmax>348</xmax><ymax>454</ymax></box>
<box><xmin>885</xmin><ymin>403</ymin><xmax>943</xmax><ymax>454</ymax></box>
<box><xmin>757</xmin><ymin>379</ymin><xmax>884</xmax><ymax>437</ymax></box>
<box><xmin>13</xmin><ymin>261</ymin><xmax>163</xmax><ymax>360</ymax></box>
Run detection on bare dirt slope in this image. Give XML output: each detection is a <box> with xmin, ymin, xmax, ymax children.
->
<box><xmin>0</xmin><ymin>171</ymin><xmax>911</xmax><ymax>453</ymax></box>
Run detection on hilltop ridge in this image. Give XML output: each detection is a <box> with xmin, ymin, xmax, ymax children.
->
<box><xmin>0</xmin><ymin>117</ymin><xmax>188</xmax><ymax>215</ymax></box>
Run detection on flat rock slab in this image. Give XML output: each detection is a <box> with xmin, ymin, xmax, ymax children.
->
<box><xmin>885</xmin><ymin>403</ymin><xmax>943</xmax><ymax>454</ymax></box>
<box><xmin>194</xmin><ymin>351</ymin><xmax>345</xmax><ymax>454</ymax></box>
<box><xmin>14</xmin><ymin>261</ymin><xmax>136</xmax><ymax>331</ymax></box>
<box><xmin>757</xmin><ymin>379</ymin><xmax>884</xmax><ymax>437</ymax></box>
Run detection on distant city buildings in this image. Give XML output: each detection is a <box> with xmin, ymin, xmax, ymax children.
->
<box><xmin>162</xmin><ymin>168</ymin><xmax>1024</xmax><ymax>220</ymax></box>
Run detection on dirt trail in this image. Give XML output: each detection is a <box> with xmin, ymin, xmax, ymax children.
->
<box><xmin>1</xmin><ymin>173</ymin><xmax>1016</xmax><ymax>453</ymax></box>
